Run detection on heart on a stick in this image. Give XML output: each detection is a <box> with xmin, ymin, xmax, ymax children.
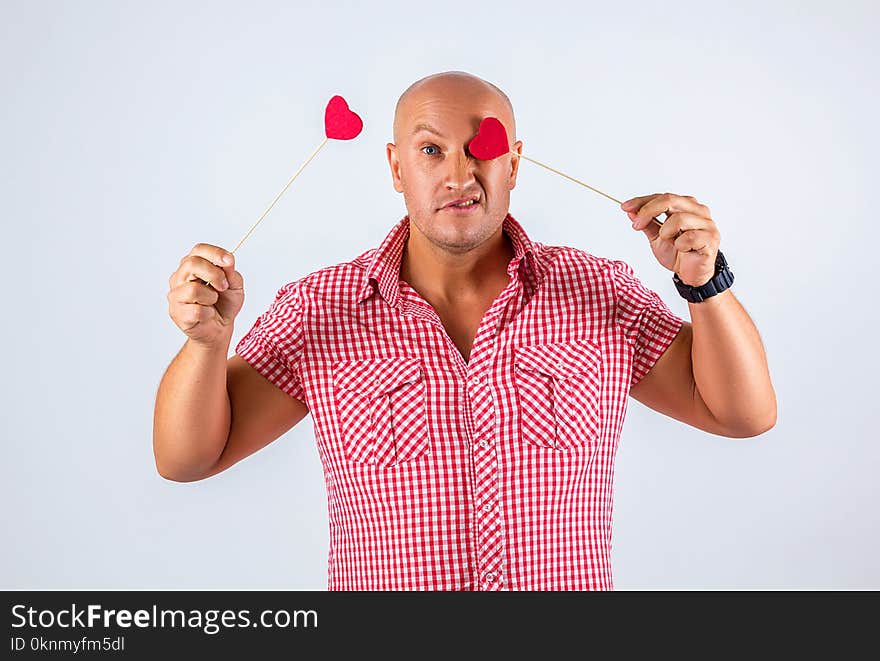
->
<box><xmin>465</xmin><ymin>114</ymin><xmax>664</xmax><ymax>227</ymax></box>
<box><xmin>468</xmin><ymin>116</ymin><xmax>510</xmax><ymax>160</ymax></box>
<box><xmin>324</xmin><ymin>95</ymin><xmax>363</xmax><ymax>140</ymax></box>
<box><xmin>225</xmin><ymin>94</ymin><xmax>364</xmax><ymax>258</ymax></box>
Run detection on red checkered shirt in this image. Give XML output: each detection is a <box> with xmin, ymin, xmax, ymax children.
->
<box><xmin>235</xmin><ymin>213</ymin><xmax>685</xmax><ymax>590</ymax></box>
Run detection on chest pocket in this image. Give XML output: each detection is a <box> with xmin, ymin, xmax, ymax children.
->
<box><xmin>514</xmin><ymin>339</ymin><xmax>603</xmax><ymax>453</ymax></box>
<box><xmin>332</xmin><ymin>357</ymin><xmax>430</xmax><ymax>467</ymax></box>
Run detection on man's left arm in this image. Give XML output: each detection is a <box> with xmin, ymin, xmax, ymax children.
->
<box><xmin>624</xmin><ymin>193</ymin><xmax>777</xmax><ymax>438</ymax></box>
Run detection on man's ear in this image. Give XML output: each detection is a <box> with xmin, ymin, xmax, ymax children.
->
<box><xmin>508</xmin><ymin>140</ymin><xmax>523</xmax><ymax>190</ymax></box>
<box><xmin>386</xmin><ymin>142</ymin><xmax>404</xmax><ymax>193</ymax></box>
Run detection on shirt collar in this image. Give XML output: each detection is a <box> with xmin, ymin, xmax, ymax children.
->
<box><xmin>356</xmin><ymin>213</ymin><xmax>546</xmax><ymax>307</ymax></box>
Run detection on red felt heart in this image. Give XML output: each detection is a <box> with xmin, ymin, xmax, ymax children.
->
<box><xmin>468</xmin><ymin>117</ymin><xmax>509</xmax><ymax>160</ymax></box>
<box><xmin>324</xmin><ymin>95</ymin><xmax>363</xmax><ymax>140</ymax></box>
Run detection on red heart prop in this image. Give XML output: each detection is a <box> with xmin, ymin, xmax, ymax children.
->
<box><xmin>324</xmin><ymin>95</ymin><xmax>363</xmax><ymax>140</ymax></box>
<box><xmin>468</xmin><ymin>116</ymin><xmax>509</xmax><ymax>160</ymax></box>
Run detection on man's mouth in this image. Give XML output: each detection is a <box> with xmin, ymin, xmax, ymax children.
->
<box><xmin>441</xmin><ymin>195</ymin><xmax>481</xmax><ymax>210</ymax></box>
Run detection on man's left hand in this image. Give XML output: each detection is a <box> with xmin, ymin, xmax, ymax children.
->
<box><xmin>622</xmin><ymin>193</ymin><xmax>721</xmax><ymax>287</ymax></box>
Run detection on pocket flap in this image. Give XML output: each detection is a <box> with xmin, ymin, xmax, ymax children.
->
<box><xmin>515</xmin><ymin>339</ymin><xmax>601</xmax><ymax>380</ymax></box>
<box><xmin>333</xmin><ymin>357</ymin><xmax>423</xmax><ymax>396</ymax></box>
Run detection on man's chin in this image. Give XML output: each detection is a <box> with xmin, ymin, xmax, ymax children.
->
<box><xmin>426</xmin><ymin>221</ymin><xmax>500</xmax><ymax>254</ymax></box>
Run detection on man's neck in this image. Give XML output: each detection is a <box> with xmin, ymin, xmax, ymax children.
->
<box><xmin>400</xmin><ymin>219</ymin><xmax>515</xmax><ymax>304</ymax></box>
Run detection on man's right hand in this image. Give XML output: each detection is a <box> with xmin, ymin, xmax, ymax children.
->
<box><xmin>167</xmin><ymin>243</ymin><xmax>244</xmax><ymax>347</ymax></box>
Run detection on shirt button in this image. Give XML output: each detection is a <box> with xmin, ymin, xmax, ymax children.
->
<box><xmin>484</xmin><ymin>572</ymin><xmax>495</xmax><ymax>582</ymax></box>
<box><xmin>479</xmin><ymin>440</ymin><xmax>490</xmax><ymax>448</ymax></box>
<box><xmin>483</xmin><ymin>504</ymin><xmax>492</xmax><ymax>512</ymax></box>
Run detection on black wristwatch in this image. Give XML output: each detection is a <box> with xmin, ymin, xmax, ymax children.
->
<box><xmin>673</xmin><ymin>250</ymin><xmax>734</xmax><ymax>302</ymax></box>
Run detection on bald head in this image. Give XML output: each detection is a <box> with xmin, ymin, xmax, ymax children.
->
<box><xmin>392</xmin><ymin>71</ymin><xmax>515</xmax><ymax>145</ymax></box>
<box><xmin>385</xmin><ymin>71</ymin><xmax>523</xmax><ymax>256</ymax></box>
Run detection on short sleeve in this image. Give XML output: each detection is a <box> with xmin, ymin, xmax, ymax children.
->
<box><xmin>235</xmin><ymin>281</ymin><xmax>307</xmax><ymax>405</ymax></box>
<box><xmin>607</xmin><ymin>259</ymin><xmax>686</xmax><ymax>389</ymax></box>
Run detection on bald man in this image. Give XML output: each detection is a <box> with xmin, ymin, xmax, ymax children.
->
<box><xmin>155</xmin><ymin>71</ymin><xmax>776</xmax><ymax>590</ymax></box>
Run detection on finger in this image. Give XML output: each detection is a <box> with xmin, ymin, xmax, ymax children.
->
<box><xmin>174</xmin><ymin>280</ymin><xmax>220</xmax><ymax>306</ymax></box>
<box><xmin>213</xmin><ymin>254</ymin><xmax>238</xmax><ymax>289</ymax></box>
<box><xmin>633</xmin><ymin>193</ymin><xmax>698</xmax><ymax>228</ymax></box>
<box><xmin>174</xmin><ymin>256</ymin><xmax>230</xmax><ymax>290</ymax></box>
<box><xmin>633</xmin><ymin>193</ymin><xmax>707</xmax><ymax>229</ymax></box>
<box><xmin>673</xmin><ymin>228</ymin><xmax>716</xmax><ymax>255</ymax></box>
<box><xmin>628</xmin><ymin>209</ymin><xmax>662</xmax><ymax>240</ymax></box>
<box><xmin>183</xmin><ymin>243</ymin><xmax>235</xmax><ymax>286</ymax></box>
<box><xmin>624</xmin><ymin>193</ymin><xmax>673</xmax><ymax>228</ymax></box>
<box><xmin>656</xmin><ymin>212</ymin><xmax>715</xmax><ymax>241</ymax></box>
<box><xmin>188</xmin><ymin>242</ymin><xmax>235</xmax><ymax>267</ymax></box>
<box><xmin>627</xmin><ymin>210</ymin><xmax>666</xmax><ymax>229</ymax></box>
<box><xmin>621</xmin><ymin>193</ymin><xmax>663</xmax><ymax>213</ymax></box>
<box><xmin>225</xmin><ymin>269</ymin><xmax>244</xmax><ymax>291</ymax></box>
<box><xmin>176</xmin><ymin>301</ymin><xmax>217</xmax><ymax>332</ymax></box>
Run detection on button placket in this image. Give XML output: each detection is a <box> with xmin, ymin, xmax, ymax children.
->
<box><xmin>465</xmin><ymin>322</ymin><xmax>504</xmax><ymax>592</ymax></box>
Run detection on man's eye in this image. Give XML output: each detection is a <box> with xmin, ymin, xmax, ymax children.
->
<box><xmin>421</xmin><ymin>145</ymin><xmax>440</xmax><ymax>156</ymax></box>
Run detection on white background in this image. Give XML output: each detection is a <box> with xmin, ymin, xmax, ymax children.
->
<box><xmin>2</xmin><ymin>0</ymin><xmax>877</xmax><ymax>589</ymax></box>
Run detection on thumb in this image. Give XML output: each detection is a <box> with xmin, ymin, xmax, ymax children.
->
<box><xmin>627</xmin><ymin>210</ymin><xmax>661</xmax><ymax>240</ymax></box>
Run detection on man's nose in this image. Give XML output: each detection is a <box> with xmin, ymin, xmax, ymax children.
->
<box><xmin>444</xmin><ymin>150</ymin><xmax>476</xmax><ymax>189</ymax></box>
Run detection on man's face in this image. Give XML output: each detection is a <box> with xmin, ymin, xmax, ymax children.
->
<box><xmin>387</xmin><ymin>82</ymin><xmax>522</xmax><ymax>255</ymax></box>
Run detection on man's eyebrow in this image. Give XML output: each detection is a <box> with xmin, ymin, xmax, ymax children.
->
<box><xmin>412</xmin><ymin>123</ymin><xmax>445</xmax><ymax>137</ymax></box>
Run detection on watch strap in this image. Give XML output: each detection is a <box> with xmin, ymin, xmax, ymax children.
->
<box><xmin>673</xmin><ymin>250</ymin><xmax>734</xmax><ymax>302</ymax></box>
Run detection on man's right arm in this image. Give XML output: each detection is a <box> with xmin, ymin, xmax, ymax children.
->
<box><xmin>152</xmin><ymin>340</ymin><xmax>310</xmax><ymax>482</ymax></box>
<box><xmin>154</xmin><ymin>242</ymin><xmax>309</xmax><ymax>482</ymax></box>
<box><xmin>152</xmin><ymin>338</ymin><xmax>232</xmax><ymax>481</ymax></box>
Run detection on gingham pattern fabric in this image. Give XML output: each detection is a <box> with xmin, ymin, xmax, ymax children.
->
<box><xmin>235</xmin><ymin>213</ymin><xmax>685</xmax><ymax>590</ymax></box>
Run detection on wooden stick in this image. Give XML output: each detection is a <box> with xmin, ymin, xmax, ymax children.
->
<box><xmin>231</xmin><ymin>136</ymin><xmax>330</xmax><ymax>255</ymax></box>
<box><xmin>515</xmin><ymin>152</ymin><xmax>665</xmax><ymax>227</ymax></box>
<box><xmin>204</xmin><ymin>136</ymin><xmax>330</xmax><ymax>289</ymax></box>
